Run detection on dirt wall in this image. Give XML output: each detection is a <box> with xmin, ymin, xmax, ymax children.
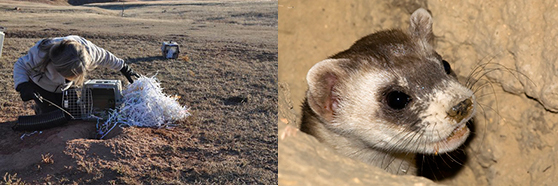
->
<box><xmin>278</xmin><ymin>0</ymin><xmax>558</xmax><ymax>185</ymax></box>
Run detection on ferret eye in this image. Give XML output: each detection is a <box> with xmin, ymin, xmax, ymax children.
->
<box><xmin>386</xmin><ymin>91</ymin><xmax>411</xmax><ymax>110</ymax></box>
<box><xmin>442</xmin><ymin>60</ymin><xmax>452</xmax><ymax>74</ymax></box>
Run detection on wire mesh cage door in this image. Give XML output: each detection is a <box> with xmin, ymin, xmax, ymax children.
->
<box><xmin>81</xmin><ymin>88</ymin><xmax>95</xmax><ymax>120</ymax></box>
<box><xmin>62</xmin><ymin>87</ymin><xmax>95</xmax><ymax>120</ymax></box>
<box><xmin>62</xmin><ymin>88</ymin><xmax>82</xmax><ymax>120</ymax></box>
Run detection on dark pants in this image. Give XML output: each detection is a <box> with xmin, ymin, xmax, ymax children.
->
<box><xmin>27</xmin><ymin>81</ymin><xmax>63</xmax><ymax>115</ymax></box>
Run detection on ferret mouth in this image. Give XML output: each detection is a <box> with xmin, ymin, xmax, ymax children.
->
<box><xmin>444</xmin><ymin>124</ymin><xmax>469</xmax><ymax>143</ymax></box>
<box><xmin>432</xmin><ymin>123</ymin><xmax>470</xmax><ymax>155</ymax></box>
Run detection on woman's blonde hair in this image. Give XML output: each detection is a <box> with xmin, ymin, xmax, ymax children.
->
<box><xmin>35</xmin><ymin>39</ymin><xmax>92</xmax><ymax>86</ymax></box>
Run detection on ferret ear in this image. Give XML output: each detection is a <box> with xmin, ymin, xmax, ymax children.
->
<box><xmin>306</xmin><ymin>58</ymin><xmax>346</xmax><ymax>121</ymax></box>
<box><xmin>409</xmin><ymin>8</ymin><xmax>434</xmax><ymax>45</ymax></box>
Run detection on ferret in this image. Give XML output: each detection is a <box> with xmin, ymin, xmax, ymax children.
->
<box><xmin>300</xmin><ymin>8</ymin><xmax>476</xmax><ymax>175</ymax></box>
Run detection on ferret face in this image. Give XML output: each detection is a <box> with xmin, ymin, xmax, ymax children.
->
<box><xmin>304</xmin><ymin>9</ymin><xmax>475</xmax><ymax>155</ymax></box>
<box><xmin>331</xmin><ymin>56</ymin><xmax>475</xmax><ymax>155</ymax></box>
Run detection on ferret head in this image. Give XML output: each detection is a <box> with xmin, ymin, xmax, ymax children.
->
<box><xmin>305</xmin><ymin>8</ymin><xmax>475</xmax><ymax>155</ymax></box>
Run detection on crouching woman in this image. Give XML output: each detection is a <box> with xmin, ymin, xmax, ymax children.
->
<box><xmin>12</xmin><ymin>35</ymin><xmax>139</xmax><ymax>129</ymax></box>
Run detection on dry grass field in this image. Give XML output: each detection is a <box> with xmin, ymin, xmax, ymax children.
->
<box><xmin>0</xmin><ymin>0</ymin><xmax>277</xmax><ymax>184</ymax></box>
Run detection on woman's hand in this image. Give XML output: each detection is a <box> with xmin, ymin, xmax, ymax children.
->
<box><xmin>16</xmin><ymin>82</ymin><xmax>36</xmax><ymax>101</ymax></box>
<box><xmin>120</xmin><ymin>63</ymin><xmax>140</xmax><ymax>84</ymax></box>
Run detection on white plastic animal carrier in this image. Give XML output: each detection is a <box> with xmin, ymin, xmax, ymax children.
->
<box><xmin>161</xmin><ymin>41</ymin><xmax>180</xmax><ymax>59</ymax></box>
<box><xmin>62</xmin><ymin>79</ymin><xmax>123</xmax><ymax>120</ymax></box>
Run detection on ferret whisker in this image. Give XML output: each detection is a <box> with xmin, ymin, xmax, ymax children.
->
<box><xmin>473</xmin><ymin>102</ymin><xmax>495</xmax><ymax>148</ymax></box>
<box><xmin>464</xmin><ymin>62</ymin><xmax>485</xmax><ymax>87</ymax></box>
<box><xmin>475</xmin><ymin>92</ymin><xmax>503</xmax><ymax>99</ymax></box>
<box><xmin>466</xmin><ymin>58</ymin><xmax>496</xmax><ymax>88</ymax></box>
<box><xmin>466</xmin><ymin>60</ymin><xmax>536</xmax><ymax>92</ymax></box>
<box><xmin>398</xmin><ymin>130</ymin><xmax>426</xmax><ymax>174</ymax></box>
<box><xmin>429</xmin><ymin>155</ymin><xmax>442</xmax><ymax>181</ymax></box>
<box><xmin>436</xmin><ymin>156</ymin><xmax>452</xmax><ymax>180</ymax></box>
<box><xmin>444</xmin><ymin>152</ymin><xmax>463</xmax><ymax>166</ymax></box>
<box><xmin>346</xmin><ymin>146</ymin><xmax>366</xmax><ymax>157</ymax></box>
<box><xmin>419</xmin><ymin>154</ymin><xmax>426</xmax><ymax>176</ymax></box>
<box><xmin>485</xmin><ymin>62</ymin><xmax>536</xmax><ymax>88</ymax></box>
<box><xmin>383</xmin><ymin>131</ymin><xmax>421</xmax><ymax>173</ymax></box>
<box><xmin>467</xmin><ymin>68</ymin><xmax>503</xmax><ymax>89</ymax></box>
<box><xmin>409</xmin><ymin>130</ymin><xmax>425</xmax><ymax>154</ymax></box>
<box><xmin>465</xmin><ymin>62</ymin><xmax>506</xmax><ymax>152</ymax></box>
<box><xmin>474</xmin><ymin>78</ymin><xmax>502</xmax><ymax>123</ymax></box>
<box><xmin>380</xmin><ymin>150</ymin><xmax>394</xmax><ymax>170</ymax></box>
<box><xmin>469</xmin><ymin>78</ymin><xmax>493</xmax><ymax>94</ymax></box>
<box><xmin>466</xmin><ymin>57</ymin><xmax>499</xmax><ymax>87</ymax></box>
<box><xmin>406</xmin><ymin>131</ymin><xmax>426</xmax><ymax>172</ymax></box>
<box><xmin>472</xmin><ymin>81</ymin><xmax>494</xmax><ymax>95</ymax></box>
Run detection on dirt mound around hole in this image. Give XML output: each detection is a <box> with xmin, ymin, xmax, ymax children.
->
<box><xmin>0</xmin><ymin>120</ymin><xmax>98</xmax><ymax>176</ymax></box>
<box><xmin>0</xmin><ymin>119</ymin><xmax>189</xmax><ymax>184</ymax></box>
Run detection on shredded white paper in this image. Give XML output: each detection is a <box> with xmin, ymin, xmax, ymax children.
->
<box><xmin>97</xmin><ymin>75</ymin><xmax>190</xmax><ymax>139</ymax></box>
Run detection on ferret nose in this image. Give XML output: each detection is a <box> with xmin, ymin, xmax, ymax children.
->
<box><xmin>447</xmin><ymin>98</ymin><xmax>473</xmax><ymax>123</ymax></box>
